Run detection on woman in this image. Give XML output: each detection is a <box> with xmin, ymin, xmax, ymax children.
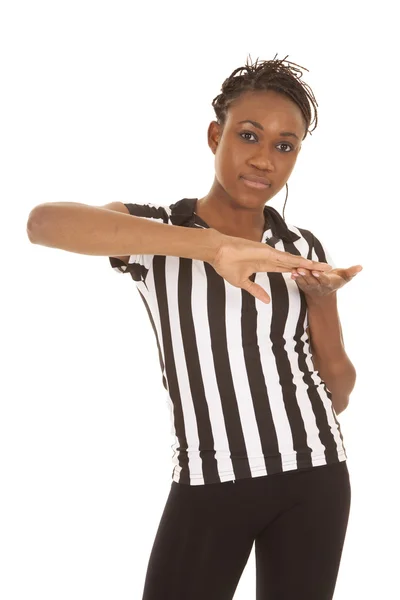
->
<box><xmin>28</xmin><ymin>55</ymin><xmax>362</xmax><ymax>599</ymax></box>
<box><xmin>110</xmin><ymin>55</ymin><xmax>361</xmax><ymax>599</ymax></box>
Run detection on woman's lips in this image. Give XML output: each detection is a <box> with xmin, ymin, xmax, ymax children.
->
<box><xmin>241</xmin><ymin>176</ymin><xmax>271</xmax><ymax>190</ymax></box>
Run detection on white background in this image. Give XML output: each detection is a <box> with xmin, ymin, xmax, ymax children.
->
<box><xmin>1</xmin><ymin>1</ymin><xmax>399</xmax><ymax>598</ymax></box>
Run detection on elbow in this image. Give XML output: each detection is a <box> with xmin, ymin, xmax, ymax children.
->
<box><xmin>333</xmin><ymin>396</ymin><xmax>350</xmax><ymax>415</ymax></box>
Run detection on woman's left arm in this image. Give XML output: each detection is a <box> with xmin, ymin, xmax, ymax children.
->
<box><xmin>305</xmin><ymin>292</ymin><xmax>356</xmax><ymax>415</ymax></box>
<box><xmin>292</xmin><ymin>264</ymin><xmax>363</xmax><ymax>415</ymax></box>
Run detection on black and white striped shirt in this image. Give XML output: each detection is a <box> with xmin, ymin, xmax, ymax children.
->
<box><xmin>109</xmin><ymin>197</ymin><xmax>346</xmax><ymax>486</ymax></box>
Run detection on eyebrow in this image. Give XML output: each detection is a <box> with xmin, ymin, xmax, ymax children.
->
<box><xmin>237</xmin><ymin>120</ymin><xmax>300</xmax><ymax>141</ymax></box>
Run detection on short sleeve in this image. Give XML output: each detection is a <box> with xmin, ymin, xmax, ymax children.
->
<box><xmin>108</xmin><ymin>202</ymin><xmax>169</xmax><ymax>279</ymax></box>
<box><xmin>311</xmin><ymin>233</ymin><xmax>337</xmax><ymax>269</ymax></box>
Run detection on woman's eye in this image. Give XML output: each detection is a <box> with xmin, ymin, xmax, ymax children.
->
<box><xmin>240</xmin><ymin>132</ymin><xmax>257</xmax><ymax>142</ymax></box>
<box><xmin>239</xmin><ymin>132</ymin><xmax>293</xmax><ymax>152</ymax></box>
<box><xmin>277</xmin><ymin>143</ymin><xmax>293</xmax><ymax>152</ymax></box>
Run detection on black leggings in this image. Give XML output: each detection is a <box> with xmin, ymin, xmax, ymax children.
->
<box><xmin>142</xmin><ymin>461</ymin><xmax>351</xmax><ymax>600</ymax></box>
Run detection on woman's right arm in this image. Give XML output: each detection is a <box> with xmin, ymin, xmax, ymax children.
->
<box><xmin>26</xmin><ymin>201</ymin><xmax>332</xmax><ymax>303</ymax></box>
<box><xmin>26</xmin><ymin>201</ymin><xmax>221</xmax><ymax>264</ymax></box>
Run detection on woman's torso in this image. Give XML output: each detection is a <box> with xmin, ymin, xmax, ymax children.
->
<box><xmin>109</xmin><ymin>197</ymin><xmax>346</xmax><ymax>485</ymax></box>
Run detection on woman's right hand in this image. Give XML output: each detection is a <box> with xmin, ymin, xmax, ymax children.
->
<box><xmin>210</xmin><ymin>233</ymin><xmax>333</xmax><ymax>304</ymax></box>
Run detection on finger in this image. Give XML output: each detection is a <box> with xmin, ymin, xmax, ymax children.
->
<box><xmin>297</xmin><ymin>267</ymin><xmax>331</xmax><ymax>286</ymax></box>
<box><xmin>272</xmin><ymin>261</ymin><xmax>331</xmax><ymax>274</ymax></box>
<box><xmin>291</xmin><ymin>272</ymin><xmax>305</xmax><ymax>287</ymax></box>
<box><xmin>311</xmin><ymin>271</ymin><xmax>331</xmax><ymax>286</ymax></box>
<box><xmin>296</xmin><ymin>268</ymin><xmax>320</xmax><ymax>287</ymax></box>
<box><xmin>305</xmin><ymin>260</ymin><xmax>332</xmax><ymax>272</ymax></box>
<box><xmin>305</xmin><ymin>271</ymin><xmax>321</xmax><ymax>286</ymax></box>
<box><xmin>274</xmin><ymin>251</ymin><xmax>332</xmax><ymax>272</ymax></box>
<box><xmin>347</xmin><ymin>265</ymin><xmax>363</xmax><ymax>279</ymax></box>
<box><xmin>244</xmin><ymin>280</ymin><xmax>271</xmax><ymax>304</ymax></box>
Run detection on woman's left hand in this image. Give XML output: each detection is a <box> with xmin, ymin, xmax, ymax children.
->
<box><xmin>291</xmin><ymin>265</ymin><xmax>363</xmax><ymax>297</ymax></box>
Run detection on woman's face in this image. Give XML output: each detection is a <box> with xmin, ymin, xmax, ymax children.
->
<box><xmin>208</xmin><ymin>90</ymin><xmax>306</xmax><ymax>207</ymax></box>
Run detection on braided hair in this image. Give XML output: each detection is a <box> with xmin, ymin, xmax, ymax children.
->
<box><xmin>211</xmin><ymin>54</ymin><xmax>319</xmax><ymax>221</ymax></box>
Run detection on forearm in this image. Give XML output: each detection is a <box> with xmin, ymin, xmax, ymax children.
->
<box><xmin>307</xmin><ymin>292</ymin><xmax>356</xmax><ymax>413</ymax></box>
<box><xmin>26</xmin><ymin>202</ymin><xmax>221</xmax><ymax>263</ymax></box>
<box><xmin>315</xmin><ymin>356</ymin><xmax>356</xmax><ymax>414</ymax></box>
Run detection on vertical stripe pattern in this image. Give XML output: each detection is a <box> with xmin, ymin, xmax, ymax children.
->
<box><xmin>109</xmin><ymin>198</ymin><xmax>347</xmax><ymax>485</ymax></box>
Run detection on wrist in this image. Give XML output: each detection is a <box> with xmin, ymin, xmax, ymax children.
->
<box><xmin>201</xmin><ymin>228</ymin><xmax>227</xmax><ymax>265</ymax></box>
<box><xmin>305</xmin><ymin>290</ymin><xmax>337</xmax><ymax>307</ymax></box>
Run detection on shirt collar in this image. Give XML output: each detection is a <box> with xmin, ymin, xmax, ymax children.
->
<box><xmin>169</xmin><ymin>197</ymin><xmax>300</xmax><ymax>243</ymax></box>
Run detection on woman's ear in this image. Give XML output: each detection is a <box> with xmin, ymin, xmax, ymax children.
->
<box><xmin>207</xmin><ymin>121</ymin><xmax>221</xmax><ymax>155</ymax></box>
